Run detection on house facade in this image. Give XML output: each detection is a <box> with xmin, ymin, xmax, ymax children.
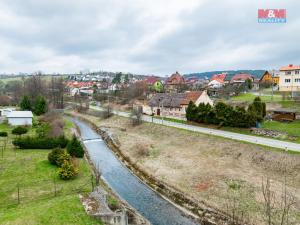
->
<box><xmin>278</xmin><ymin>64</ymin><xmax>300</xmax><ymax>92</ymax></box>
<box><xmin>259</xmin><ymin>71</ymin><xmax>279</xmax><ymax>85</ymax></box>
<box><xmin>144</xmin><ymin>91</ymin><xmax>213</xmax><ymax>119</ymax></box>
<box><xmin>164</xmin><ymin>71</ymin><xmax>186</xmax><ymax>93</ymax></box>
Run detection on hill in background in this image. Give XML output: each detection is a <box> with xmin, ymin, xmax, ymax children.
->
<box><xmin>184</xmin><ymin>70</ymin><xmax>266</xmax><ymax>80</ymax></box>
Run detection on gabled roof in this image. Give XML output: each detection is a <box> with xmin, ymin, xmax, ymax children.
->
<box><xmin>7</xmin><ymin>111</ymin><xmax>33</xmax><ymax>118</ymax></box>
<box><xmin>144</xmin><ymin>76</ymin><xmax>160</xmax><ymax>85</ymax></box>
<box><xmin>148</xmin><ymin>91</ymin><xmax>203</xmax><ymax>108</ymax></box>
<box><xmin>211</xmin><ymin>73</ymin><xmax>227</xmax><ymax>82</ymax></box>
<box><xmin>231</xmin><ymin>73</ymin><xmax>253</xmax><ymax>82</ymax></box>
<box><xmin>165</xmin><ymin>71</ymin><xmax>185</xmax><ymax>85</ymax></box>
<box><xmin>280</xmin><ymin>64</ymin><xmax>300</xmax><ymax>71</ymax></box>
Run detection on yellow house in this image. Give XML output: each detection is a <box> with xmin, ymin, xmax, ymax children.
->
<box><xmin>259</xmin><ymin>71</ymin><xmax>279</xmax><ymax>85</ymax></box>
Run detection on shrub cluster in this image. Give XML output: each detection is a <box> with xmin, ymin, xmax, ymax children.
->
<box><xmin>67</xmin><ymin>135</ymin><xmax>84</xmax><ymax>158</ymax></box>
<box><xmin>0</xmin><ymin>131</ymin><xmax>8</xmax><ymax>137</ymax></box>
<box><xmin>48</xmin><ymin>148</ymin><xmax>78</xmax><ymax>180</ymax></box>
<box><xmin>13</xmin><ymin>135</ymin><xmax>68</xmax><ymax>149</ymax></box>
<box><xmin>186</xmin><ymin>97</ymin><xmax>266</xmax><ymax>128</ymax></box>
<box><xmin>11</xmin><ymin>126</ymin><xmax>28</xmax><ymax>136</ymax></box>
<box><xmin>58</xmin><ymin>161</ymin><xmax>78</xmax><ymax>180</ymax></box>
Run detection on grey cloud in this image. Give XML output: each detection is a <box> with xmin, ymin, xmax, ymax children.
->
<box><xmin>0</xmin><ymin>0</ymin><xmax>299</xmax><ymax>75</ymax></box>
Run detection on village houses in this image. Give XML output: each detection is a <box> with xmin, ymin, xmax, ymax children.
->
<box><xmin>143</xmin><ymin>90</ymin><xmax>213</xmax><ymax>119</ymax></box>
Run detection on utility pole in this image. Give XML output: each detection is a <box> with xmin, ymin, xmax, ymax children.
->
<box><xmin>271</xmin><ymin>70</ymin><xmax>274</xmax><ymax>101</ymax></box>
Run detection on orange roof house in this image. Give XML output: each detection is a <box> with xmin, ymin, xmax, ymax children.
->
<box><xmin>211</xmin><ymin>73</ymin><xmax>227</xmax><ymax>83</ymax></box>
<box><xmin>231</xmin><ymin>73</ymin><xmax>253</xmax><ymax>83</ymax></box>
<box><xmin>165</xmin><ymin>71</ymin><xmax>186</xmax><ymax>93</ymax></box>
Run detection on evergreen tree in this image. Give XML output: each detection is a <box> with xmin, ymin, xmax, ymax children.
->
<box><xmin>67</xmin><ymin>135</ymin><xmax>84</xmax><ymax>158</ymax></box>
<box><xmin>34</xmin><ymin>95</ymin><xmax>47</xmax><ymax>115</ymax></box>
<box><xmin>20</xmin><ymin>95</ymin><xmax>32</xmax><ymax>111</ymax></box>
<box><xmin>112</xmin><ymin>72</ymin><xmax>122</xmax><ymax>84</ymax></box>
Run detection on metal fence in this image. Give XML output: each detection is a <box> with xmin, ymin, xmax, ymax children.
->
<box><xmin>0</xmin><ymin>176</ymin><xmax>94</xmax><ymax>209</ymax></box>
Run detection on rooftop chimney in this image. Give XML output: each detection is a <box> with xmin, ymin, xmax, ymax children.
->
<box><xmin>289</xmin><ymin>64</ymin><xmax>293</xmax><ymax>67</ymax></box>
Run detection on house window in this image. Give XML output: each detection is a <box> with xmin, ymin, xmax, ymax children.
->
<box><xmin>178</xmin><ymin>108</ymin><xmax>181</xmax><ymax>111</ymax></box>
<box><xmin>285</xmin><ymin>71</ymin><xmax>291</xmax><ymax>75</ymax></box>
<box><xmin>285</xmin><ymin>79</ymin><xmax>291</xmax><ymax>83</ymax></box>
<box><xmin>295</xmin><ymin>70</ymin><xmax>300</xmax><ymax>74</ymax></box>
<box><xmin>295</xmin><ymin>78</ymin><xmax>300</xmax><ymax>83</ymax></box>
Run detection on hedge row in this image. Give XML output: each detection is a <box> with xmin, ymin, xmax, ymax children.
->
<box><xmin>13</xmin><ymin>135</ymin><xmax>69</xmax><ymax>149</ymax></box>
<box><xmin>186</xmin><ymin>97</ymin><xmax>266</xmax><ymax>128</ymax></box>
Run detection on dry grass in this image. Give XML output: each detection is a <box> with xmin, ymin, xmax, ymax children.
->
<box><xmin>71</xmin><ymin>112</ymin><xmax>300</xmax><ymax>224</ymax></box>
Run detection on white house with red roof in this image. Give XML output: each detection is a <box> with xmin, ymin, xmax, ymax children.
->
<box><xmin>208</xmin><ymin>73</ymin><xmax>227</xmax><ymax>88</ymax></box>
<box><xmin>278</xmin><ymin>64</ymin><xmax>300</xmax><ymax>92</ymax></box>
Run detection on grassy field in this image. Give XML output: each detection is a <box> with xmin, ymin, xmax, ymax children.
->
<box><xmin>0</xmin><ymin>120</ymin><xmax>101</xmax><ymax>225</ymax></box>
<box><xmin>230</xmin><ymin>93</ymin><xmax>282</xmax><ymax>102</ymax></box>
<box><xmin>262</xmin><ymin>120</ymin><xmax>300</xmax><ymax>137</ymax></box>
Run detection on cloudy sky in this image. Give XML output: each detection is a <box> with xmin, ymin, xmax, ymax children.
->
<box><xmin>0</xmin><ymin>0</ymin><xmax>299</xmax><ymax>75</ymax></box>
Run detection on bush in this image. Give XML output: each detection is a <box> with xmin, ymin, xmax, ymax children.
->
<box><xmin>67</xmin><ymin>135</ymin><xmax>84</xmax><ymax>158</ymax></box>
<box><xmin>58</xmin><ymin>161</ymin><xmax>78</xmax><ymax>180</ymax></box>
<box><xmin>34</xmin><ymin>95</ymin><xmax>47</xmax><ymax>115</ymax></box>
<box><xmin>13</xmin><ymin>135</ymin><xmax>69</xmax><ymax>149</ymax></box>
<box><xmin>48</xmin><ymin>148</ymin><xmax>64</xmax><ymax>165</ymax></box>
<box><xmin>11</xmin><ymin>126</ymin><xmax>28</xmax><ymax>136</ymax></box>
<box><xmin>186</xmin><ymin>98</ymin><xmax>266</xmax><ymax>128</ymax></box>
<box><xmin>56</xmin><ymin>151</ymin><xmax>72</xmax><ymax>167</ymax></box>
<box><xmin>0</xmin><ymin>131</ymin><xmax>8</xmax><ymax>137</ymax></box>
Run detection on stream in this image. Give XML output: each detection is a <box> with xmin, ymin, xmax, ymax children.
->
<box><xmin>71</xmin><ymin>118</ymin><xmax>199</xmax><ymax>225</ymax></box>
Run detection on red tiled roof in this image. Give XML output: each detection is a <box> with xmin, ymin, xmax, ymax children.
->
<box><xmin>144</xmin><ymin>76</ymin><xmax>159</xmax><ymax>85</ymax></box>
<box><xmin>166</xmin><ymin>71</ymin><xmax>185</xmax><ymax>85</ymax></box>
<box><xmin>181</xmin><ymin>91</ymin><xmax>203</xmax><ymax>105</ymax></box>
<box><xmin>231</xmin><ymin>73</ymin><xmax>253</xmax><ymax>82</ymax></box>
<box><xmin>211</xmin><ymin>73</ymin><xmax>227</xmax><ymax>82</ymax></box>
<box><xmin>280</xmin><ymin>64</ymin><xmax>300</xmax><ymax>71</ymax></box>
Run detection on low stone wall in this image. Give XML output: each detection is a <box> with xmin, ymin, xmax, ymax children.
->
<box><xmin>67</xmin><ymin>112</ymin><xmax>232</xmax><ymax>225</ymax></box>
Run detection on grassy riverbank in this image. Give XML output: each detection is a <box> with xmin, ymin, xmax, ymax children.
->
<box><xmin>68</xmin><ymin>111</ymin><xmax>300</xmax><ymax>225</ymax></box>
<box><xmin>0</xmin><ymin>120</ymin><xmax>101</xmax><ymax>225</ymax></box>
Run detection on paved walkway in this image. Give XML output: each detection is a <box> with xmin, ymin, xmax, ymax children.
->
<box><xmin>89</xmin><ymin>105</ymin><xmax>300</xmax><ymax>152</ymax></box>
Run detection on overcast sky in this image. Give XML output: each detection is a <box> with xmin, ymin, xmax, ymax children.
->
<box><xmin>0</xmin><ymin>0</ymin><xmax>299</xmax><ymax>75</ymax></box>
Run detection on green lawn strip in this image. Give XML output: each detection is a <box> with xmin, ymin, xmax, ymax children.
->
<box><xmin>0</xmin><ymin>123</ymin><xmax>100</xmax><ymax>224</ymax></box>
<box><xmin>262</xmin><ymin>120</ymin><xmax>300</xmax><ymax>137</ymax></box>
<box><xmin>230</xmin><ymin>93</ymin><xmax>282</xmax><ymax>102</ymax></box>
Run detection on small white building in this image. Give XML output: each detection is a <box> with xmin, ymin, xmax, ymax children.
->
<box><xmin>7</xmin><ymin>111</ymin><xmax>33</xmax><ymax>126</ymax></box>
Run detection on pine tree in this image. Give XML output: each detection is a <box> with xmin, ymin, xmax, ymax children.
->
<box><xmin>20</xmin><ymin>95</ymin><xmax>32</xmax><ymax>111</ymax></box>
<box><xmin>34</xmin><ymin>95</ymin><xmax>47</xmax><ymax>115</ymax></box>
<box><xmin>67</xmin><ymin>135</ymin><xmax>84</xmax><ymax>158</ymax></box>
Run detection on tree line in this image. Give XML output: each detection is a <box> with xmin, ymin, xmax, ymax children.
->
<box><xmin>186</xmin><ymin>97</ymin><xmax>266</xmax><ymax>128</ymax></box>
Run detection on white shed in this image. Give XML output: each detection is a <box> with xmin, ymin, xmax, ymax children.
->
<box><xmin>7</xmin><ymin>111</ymin><xmax>33</xmax><ymax>126</ymax></box>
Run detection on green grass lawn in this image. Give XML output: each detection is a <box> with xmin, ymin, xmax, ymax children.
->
<box><xmin>0</xmin><ymin>122</ymin><xmax>101</xmax><ymax>225</ymax></box>
<box><xmin>230</xmin><ymin>93</ymin><xmax>282</xmax><ymax>102</ymax></box>
<box><xmin>262</xmin><ymin>120</ymin><xmax>300</xmax><ymax>137</ymax></box>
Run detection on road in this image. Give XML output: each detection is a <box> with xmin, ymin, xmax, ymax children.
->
<box><xmin>89</xmin><ymin>105</ymin><xmax>300</xmax><ymax>152</ymax></box>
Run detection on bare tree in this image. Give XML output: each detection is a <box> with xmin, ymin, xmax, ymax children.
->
<box><xmin>262</xmin><ymin>176</ymin><xmax>275</xmax><ymax>225</ymax></box>
<box><xmin>131</xmin><ymin>106</ymin><xmax>143</xmax><ymax>126</ymax></box>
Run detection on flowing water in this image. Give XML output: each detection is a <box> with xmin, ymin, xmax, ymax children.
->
<box><xmin>72</xmin><ymin>118</ymin><xmax>199</xmax><ymax>225</ymax></box>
